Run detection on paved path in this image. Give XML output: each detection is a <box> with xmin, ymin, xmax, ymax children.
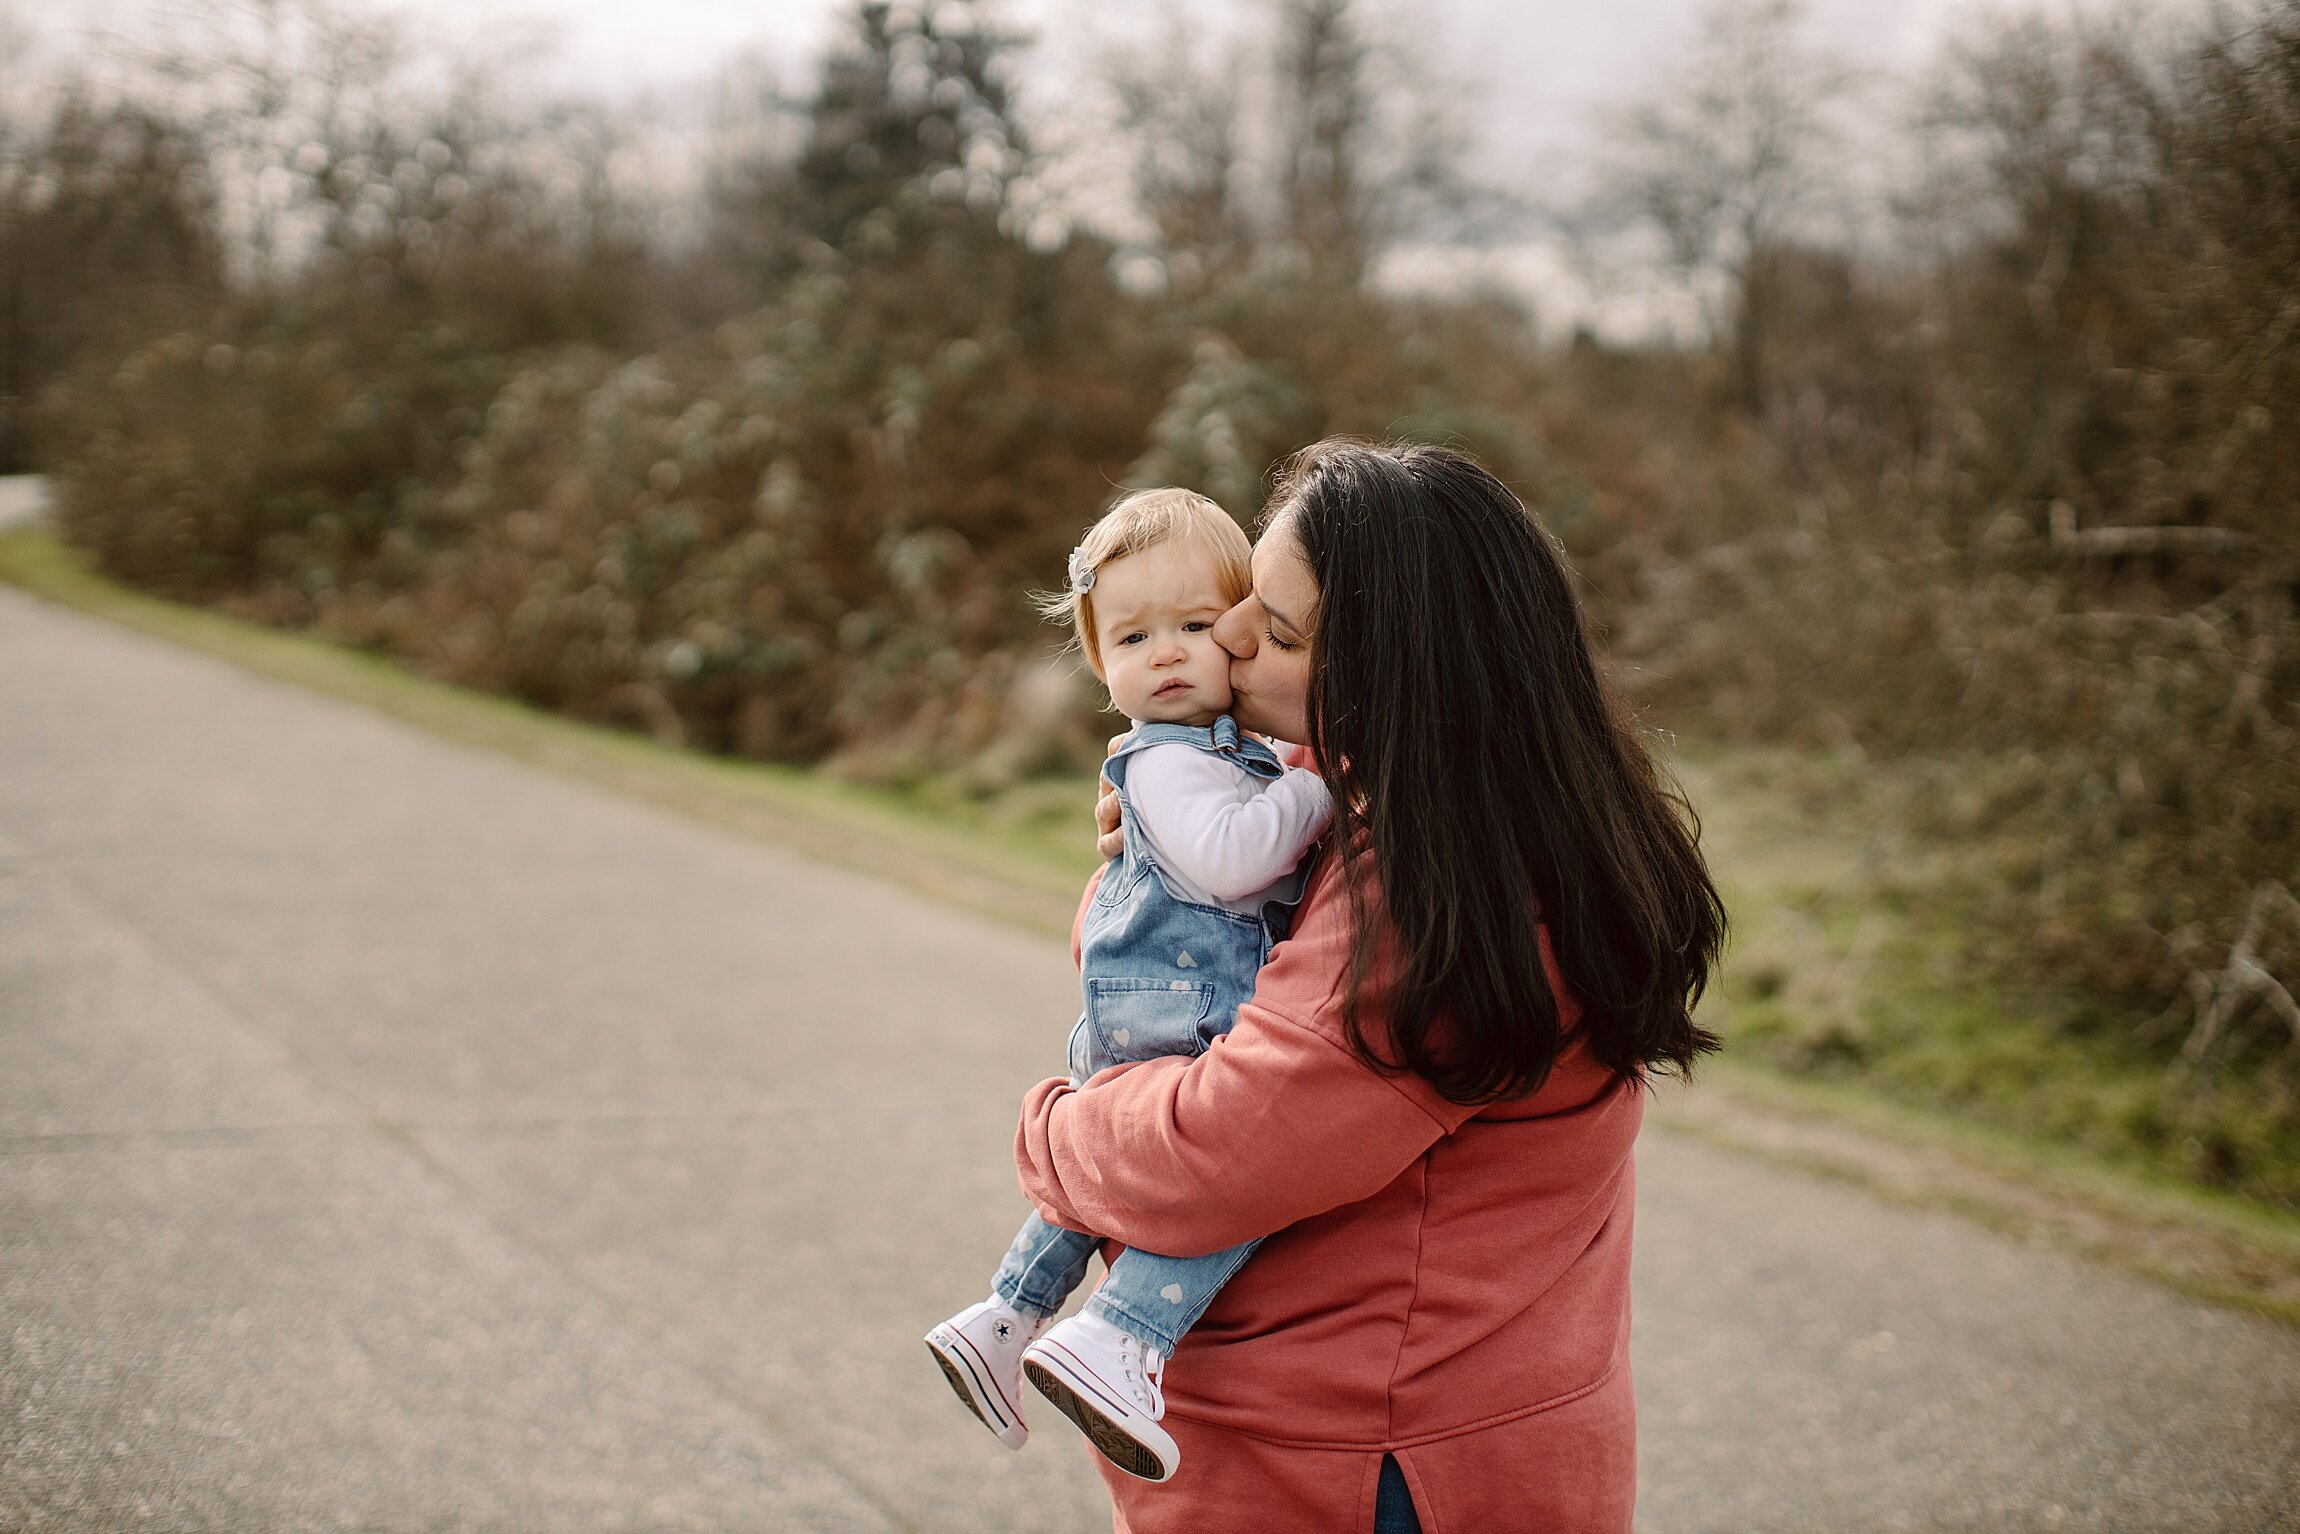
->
<box><xmin>2</xmin><ymin>580</ymin><xmax>2296</xmax><ymax>1533</ymax></box>
<box><xmin>0</xmin><ymin>475</ymin><xmax>49</xmax><ymax>530</ymax></box>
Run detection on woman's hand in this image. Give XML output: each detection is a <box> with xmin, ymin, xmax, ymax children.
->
<box><xmin>1095</xmin><ymin>734</ymin><xmax>1126</xmax><ymax>860</ymax></box>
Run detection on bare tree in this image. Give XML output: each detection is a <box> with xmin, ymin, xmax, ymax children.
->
<box><xmin>1590</xmin><ymin>0</ymin><xmax>1857</xmax><ymax>405</ymax></box>
<box><xmin>1103</xmin><ymin>20</ymin><xmax>1251</xmax><ymax>292</ymax></box>
<box><xmin>1097</xmin><ymin>0</ymin><xmax>1501</xmax><ymax>292</ymax></box>
<box><xmin>687</xmin><ymin>49</ymin><xmax>806</xmax><ymax>316</ymax></box>
<box><xmin>0</xmin><ymin>89</ymin><xmax>224</xmax><ymax>470</ymax></box>
<box><xmin>1270</xmin><ymin>0</ymin><xmax>1501</xmax><ymax>284</ymax></box>
<box><xmin>1274</xmin><ymin>0</ymin><xmax>1374</xmax><ymax>282</ymax></box>
<box><xmin>120</xmin><ymin>0</ymin><xmax>411</xmax><ymax>285</ymax></box>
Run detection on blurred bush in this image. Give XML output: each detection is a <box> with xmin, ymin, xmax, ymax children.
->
<box><xmin>19</xmin><ymin>0</ymin><xmax>2300</xmax><ymax>1197</ymax></box>
<box><xmin>0</xmin><ymin>87</ymin><xmax>225</xmax><ymax>471</ymax></box>
<box><xmin>35</xmin><ymin>0</ymin><xmax>1573</xmax><ymax>783</ymax></box>
<box><xmin>1589</xmin><ymin>3</ymin><xmax>2300</xmax><ymax>1198</ymax></box>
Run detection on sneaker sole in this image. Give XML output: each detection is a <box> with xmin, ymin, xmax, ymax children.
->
<box><xmin>1022</xmin><ymin>1357</ymin><xmax>1174</xmax><ymax>1482</ymax></box>
<box><xmin>924</xmin><ymin>1331</ymin><xmax>1024</xmax><ymax>1447</ymax></box>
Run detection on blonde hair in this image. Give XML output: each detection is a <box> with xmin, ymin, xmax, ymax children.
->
<box><xmin>1039</xmin><ymin>488</ymin><xmax>1252</xmax><ymax>672</ymax></box>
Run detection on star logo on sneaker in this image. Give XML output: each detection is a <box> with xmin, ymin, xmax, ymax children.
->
<box><xmin>994</xmin><ymin>1320</ymin><xmax>1013</xmax><ymax>1341</ymax></box>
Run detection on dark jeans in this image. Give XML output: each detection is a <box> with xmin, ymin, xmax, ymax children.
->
<box><xmin>1374</xmin><ymin>1455</ymin><xmax>1422</xmax><ymax>1534</ymax></box>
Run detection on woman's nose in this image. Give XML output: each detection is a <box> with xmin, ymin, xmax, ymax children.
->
<box><xmin>1212</xmin><ymin>598</ymin><xmax>1256</xmax><ymax>658</ymax></box>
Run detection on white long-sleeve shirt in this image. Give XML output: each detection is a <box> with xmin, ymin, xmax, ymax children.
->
<box><xmin>1122</xmin><ymin>742</ymin><xmax>1333</xmax><ymax>912</ymax></box>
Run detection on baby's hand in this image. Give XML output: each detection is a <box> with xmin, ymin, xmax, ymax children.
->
<box><xmin>1095</xmin><ymin>733</ymin><xmax>1126</xmax><ymax>860</ymax></box>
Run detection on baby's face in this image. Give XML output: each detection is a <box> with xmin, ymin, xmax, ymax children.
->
<box><xmin>1089</xmin><ymin>540</ymin><xmax>1236</xmax><ymax>726</ymax></box>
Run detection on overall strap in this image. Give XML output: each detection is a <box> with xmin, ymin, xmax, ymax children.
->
<box><xmin>1109</xmin><ymin>715</ymin><xmax>1286</xmax><ymax>790</ymax></box>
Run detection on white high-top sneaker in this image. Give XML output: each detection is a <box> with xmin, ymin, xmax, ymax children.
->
<box><xmin>1020</xmin><ymin>1310</ymin><xmax>1180</xmax><ymax>1482</ymax></box>
<box><xmin>925</xmin><ymin>1297</ymin><xmax>1043</xmax><ymax>1449</ymax></box>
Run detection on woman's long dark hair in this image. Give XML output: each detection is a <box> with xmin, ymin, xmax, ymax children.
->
<box><xmin>1270</xmin><ymin>439</ymin><xmax>1725</xmax><ymax>1103</ymax></box>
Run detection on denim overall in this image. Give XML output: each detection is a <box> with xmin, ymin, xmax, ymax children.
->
<box><xmin>992</xmin><ymin>716</ymin><xmax>1312</xmax><ymax>1354</ymax></box>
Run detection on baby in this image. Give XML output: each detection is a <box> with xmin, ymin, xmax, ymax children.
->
<box><xmin>924</xmin><ymin>488</ymin><xmax>1332</xmax><ymax>1483</ymax></box>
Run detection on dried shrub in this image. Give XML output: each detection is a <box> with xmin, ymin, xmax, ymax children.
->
<box><xmin>1598</xmin><ymin>5</ymin><xmax>2300</xmax><ymax>1198</ymax></box>
<box><xmin>0</xmin><ymin>88</ymin><xmax>225</xmax><ymax>471</ymax></box>
<box><xmin>28</xmin><ymin>0</ymin><xmax>2296</xmax><ymax>1197</ymax></box>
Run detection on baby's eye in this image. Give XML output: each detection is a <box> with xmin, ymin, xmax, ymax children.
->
<box><xmin>1182</xmin><ymin>621</ymin><xmax>1212</xmax><ymax>633</ymax></box>
<box><xmin>1117</xmin><ymin>632</ymin><xmax>1147</xmax><ymax>646</ymax></box>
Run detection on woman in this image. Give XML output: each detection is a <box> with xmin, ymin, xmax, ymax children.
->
<box><xmin>1015</xmin><ymin>439</ymin><xmax>1726</xmax><ymax>1532</ymax></box>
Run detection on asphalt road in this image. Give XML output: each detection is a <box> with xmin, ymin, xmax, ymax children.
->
<box><xmin>0</xmin><ymin>477</ymin><xmax>46</xmax><ymax>531</ymax></box>
<box><xmin>3</xmin><ymin>573</ymin><xmax>2297</xmax><ymax>1532</ymax></box>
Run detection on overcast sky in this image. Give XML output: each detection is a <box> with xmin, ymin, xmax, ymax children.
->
<box><xmin>9</xmin><ymin>0</ymin><xmax>2152</xmax><ymax>334</ymax></box>
<box><xmin>19</xmin><ymin>0</ymin><xmax>1985</xmax><ymax>151</ymax></box>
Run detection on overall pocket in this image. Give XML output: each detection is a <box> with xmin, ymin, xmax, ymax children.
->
<box><xmin>1065</xmin><ymin>1014</ymin><xmax>1091</xmax><ymax>1084</ymax></box>
<box><xmin>1091</xmin><ymin>849</ymin><xmax>1149</xmax><ymax>910</ymax></box>
<box><xmin>1084</xmin><ymin>978</ymin><xmax>1217</xmax><ymax>1067</ymax></box>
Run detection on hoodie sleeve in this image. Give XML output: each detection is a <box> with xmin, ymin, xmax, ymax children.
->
<box><xmin>1019</xmin><ymin>867</ymin><xmax>1483</xmax><ymax>1258</ymax></box>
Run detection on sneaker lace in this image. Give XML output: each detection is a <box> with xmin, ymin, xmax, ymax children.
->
<box><xmin>1121</xmin><ymin>1334</ymin><xmax>1167</xmax><ymax>1416</ymax></box>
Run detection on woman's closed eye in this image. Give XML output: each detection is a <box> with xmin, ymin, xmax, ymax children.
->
<box><xmin>1263</xmin><ymin>626</ymin><xmax>1300</xmax><ymax>652</ymax></box>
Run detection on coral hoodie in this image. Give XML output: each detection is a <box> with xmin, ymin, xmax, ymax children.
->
<box><xmin>1016</xmin><ymin>849</ymin><xmax>1642</xmax><ymax>1533</ymax></box>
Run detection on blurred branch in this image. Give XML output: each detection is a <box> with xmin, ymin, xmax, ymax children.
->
<box><xmin>2170</xmin><ymin>883</ymin><xmax>2300</xmax><ymax>1082</ymax></box>
<box><xmin>1583</xmin><ymin>0</ymin><xmax>1862</xmax><ymax>403</ymax></box>
<box><xmin>1101</xmin><ymin>16</ymin><xmax>1250</xmax><ymax>290</ymax></box>
<box><xmin>2046</xmin><ymin>500</ymin><xmax>2251</xmax><ymax>557</ymax></box>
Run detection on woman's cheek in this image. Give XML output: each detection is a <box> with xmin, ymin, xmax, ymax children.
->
<box><xmin>1267</xmin><ymin>652</ymin><xmax>1312</xmax><ymax>738</ymax></box>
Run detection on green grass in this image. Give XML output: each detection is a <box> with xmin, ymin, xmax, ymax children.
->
<box><xmin>1684</xmin><ymin>742</ymin><xmax>2300</xmax><ymax>1205</ymax></box>
<box><xmin>1670</xmin><ymin>745</ymin><xmax>2300</xmax><ymax>1324</ymax></box>
<box><xmin>1651</xmin><ymin>1058</ymin><xmax>2300</xmax><ymax>1327</ymax></box>
<box><xmin>7</xmin><ymin>521</ymin><xmax>2298</xmax><ymax>1325</ymax></box>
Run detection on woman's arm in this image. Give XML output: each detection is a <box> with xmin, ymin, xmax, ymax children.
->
<box><xmin>1018</xmin><ymin>897</ymin><xmax>1484</xmax><ymax>1256</ymax></box>
<box><xmin>1014</xmin><ymin>1016</ymin><xmax>1457</xmax><ymax>1256</ymax></box>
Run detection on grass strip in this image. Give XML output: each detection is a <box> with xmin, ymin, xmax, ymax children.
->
<box><xmin>0</xmin><ymin>525</ymin><xmax>1098</xmax><ymax>937</ymax></box>
<box><xmin>6</xmin><ymin>520</ymin><xmax>2296</xmax><ymax>1326</ymax></box>
<box><xmin>1647</xmin><ymin>1062</ymin><xmax>2300</xmax><ymax>1328</ymax></box>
